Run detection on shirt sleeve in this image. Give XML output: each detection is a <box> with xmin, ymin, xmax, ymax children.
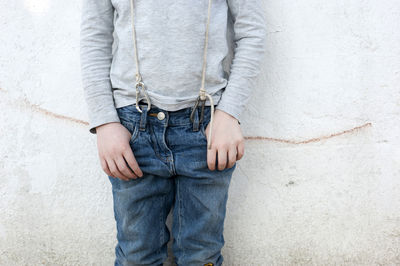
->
<box><xmin>215</xmin><ymin>0</ymin><xmax>268</xmax><ymax>123</ymax></box>
<box><xmin>80</xmin><ymin>0</ymin><xmax>120</xmax><ymax>134</ymax></box>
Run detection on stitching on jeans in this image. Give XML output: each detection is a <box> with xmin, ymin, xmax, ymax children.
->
<box><xmin>161</xmin><ymin>124</ymin><xmax>177</xmax><ymax>175</ymax></box>
<box><xmin>200</xmin><ymin>117</ymin><xmax>211</xmax><ymax>140</ymax></box>
<box><xmin>177</xmin><ymin>178</ymin><xmax>185</xmax><ymax>263</ymax></box>
<box><xmin>119</xmin><ymin>120</ymin><xmax>141</xmax><ymax>146</ymax></box>
<box><xmin>129</xmin><ymin>122</ymin><xmax>140</xmax><ymax>145</ymax></box>
<box><xmin>159</xmin><ymin>194</ymin><xmax>164</xmax><ymax>257</ymax></box>
<box><xmin>148</xmin><ymin>123</ymin><xmax>169</xmax><ymax>163</ymax></box>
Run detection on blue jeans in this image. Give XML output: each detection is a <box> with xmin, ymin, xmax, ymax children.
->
<box><xmin>108</xmin><ymin>103</ymin><xmax>237</xmax><ymax>266</ymax></box>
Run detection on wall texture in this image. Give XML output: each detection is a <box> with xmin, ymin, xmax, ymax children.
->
<box><xmin>1</xmin><ymin>0</ymin><xmax>400</xmax><ymax>265</ymax></box>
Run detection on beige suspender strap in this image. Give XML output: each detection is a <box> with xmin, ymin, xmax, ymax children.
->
<box><xmin>200</xmin><ymin>0</ymin><xmax>216</xmax><ymax>150</ymax></box>
<box><xmin>129</xmin><ymin>0</ymin><xmax>151</xmax><ymax>113</ymax></box>
<box><xmin>129</xmin><ymin>0</ymin><xmax>215</xmax><ymax>150</ymax></box>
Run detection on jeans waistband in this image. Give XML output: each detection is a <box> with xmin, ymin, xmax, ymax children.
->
<box><xmin>117</xmin><ymin>103</ymin><xmax>214</xmax><ymax>129</ymax></box>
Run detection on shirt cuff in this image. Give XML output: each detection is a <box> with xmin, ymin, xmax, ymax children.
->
<box><xmin>83</xmin><ymin>84</ymin><xmax>121</xmax><ymax>134</ymax></box>
<box><xmin>215</xmin><ymin>99</ymin><xmax>242</xmax><ymax>125</ymax></box>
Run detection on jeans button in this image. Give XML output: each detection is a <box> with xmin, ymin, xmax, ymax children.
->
<box><xmin>157</xmin><ymin>111</ymin><xmax>165</xmax><ymax>120</ymax></box>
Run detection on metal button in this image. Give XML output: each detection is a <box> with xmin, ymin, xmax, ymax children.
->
<box><xmin>157</xmin><ymin>112</ymin><xmax>165</xmax><ymax>120</ymax></box>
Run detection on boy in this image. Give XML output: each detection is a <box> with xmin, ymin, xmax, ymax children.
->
<box><xmin>80</xmin><ymin>0</ymin><xmax>267</xmax><ymax>265</ymax></box>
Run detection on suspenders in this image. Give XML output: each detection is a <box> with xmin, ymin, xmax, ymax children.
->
<box><xmin>129</xmin><ymin>0</ymin><xmax>216</xmax><ymax>149</ymax></box>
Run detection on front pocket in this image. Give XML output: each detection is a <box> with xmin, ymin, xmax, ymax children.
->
<box><xmin>128</xmin><ymin>122</ymin><xmax>140</xmax><ymax>145</ymax></box>
<box><xmin>200</xmin><ymin>118</ymin><xmax>211</xmax><ymax>140</ymax></box>
<box><xmin>199</xmin><ymin>106</ymin><xmax>214</xmax><ymax>140</ymax></box>
<box><xmin>119</xmin><ymin>119</ymin><xmax>140</xmax><ymax>145</ymax></box>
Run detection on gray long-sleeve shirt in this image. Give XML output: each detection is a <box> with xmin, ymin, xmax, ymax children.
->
<box><xmin>80</xmin><ymin>0</ymin><xmax>267</xmax><ymax>134</ymax></box>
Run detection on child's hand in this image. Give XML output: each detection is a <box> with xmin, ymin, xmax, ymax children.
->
<box><xmin>96</xmin><ymin>122</ymin><xmax>144</xmax><ymax>181</ymax></box>
<box><xmin>204</xmin><ymin>110</ymin><xmax>245</xmax><ymax>171</ymax></box>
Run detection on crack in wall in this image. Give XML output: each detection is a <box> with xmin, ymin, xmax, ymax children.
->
<box><xmin>0</xmin><ymin>88</ymin><xmax>88</xmax><ymax>126</ymax></box>
<box><xmin>0</xmin><ymin>88</ymin><xmax>372</xmax><ymax>143</ymax></box>
<box><xmin>25</xmin><ymin>98</ymin><xmax>88</xmax><ymax>126</ymax></box>
<box><xmin>247</xmin><ymin>122</ymin><xmax>372</xmax><ymax>144</ymax></box>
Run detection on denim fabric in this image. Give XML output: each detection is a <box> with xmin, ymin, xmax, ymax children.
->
<box><xmin>108</xmin><ymin>103</ymin><xmax>237</xmax><ymax>266</ymax></box>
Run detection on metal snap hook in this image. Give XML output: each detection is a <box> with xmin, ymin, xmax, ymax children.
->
<box><xmin>135</xmin><ymin>81</ymin><xmax>151</xmax><ymax>113</ymax></box>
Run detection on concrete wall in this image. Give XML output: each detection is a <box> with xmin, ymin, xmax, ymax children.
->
<box><xmin>1</xmin><ymin>0</ymin><xmax>399</xmax><ymax>265</ymax></box>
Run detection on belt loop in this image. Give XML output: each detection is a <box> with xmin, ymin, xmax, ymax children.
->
<box><xmin>139</xmin><ymin>105</ymin><xmax>148</xmax><ymax>131</ymax></box>
<box><xmin>192</xmin><ymin>106</ymin><xmax>200</xmax><ymax>132</ymax></box>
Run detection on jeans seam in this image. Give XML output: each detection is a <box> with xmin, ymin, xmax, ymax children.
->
<box><xmin>148</xmin><ymin>123</ymin><xmax>169</xmax><ymax>163</ymax></box>
<box><xmin>161</xmin><ymin>121</ymin><xmax>177</xmax><ymax>176</ymax></box>
<box><xmin>177</xmin><ymin>178</ymin><xmax>185</xmax><ymax>263</ymax></box>
<box><xmin>159</xmin><ymin>194</ymin><xmax>164</xmax><ymax>257</ymax></box>
<box><xmin>129</xmin><ymin>122</ymin><xmax>140</xmax><ymax>144</ymax></box>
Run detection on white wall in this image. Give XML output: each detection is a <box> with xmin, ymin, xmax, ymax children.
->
<box><xmin>1</xmin><ymin>0</ymin><xmax>399</xmax><ymax>265</ymax></box>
